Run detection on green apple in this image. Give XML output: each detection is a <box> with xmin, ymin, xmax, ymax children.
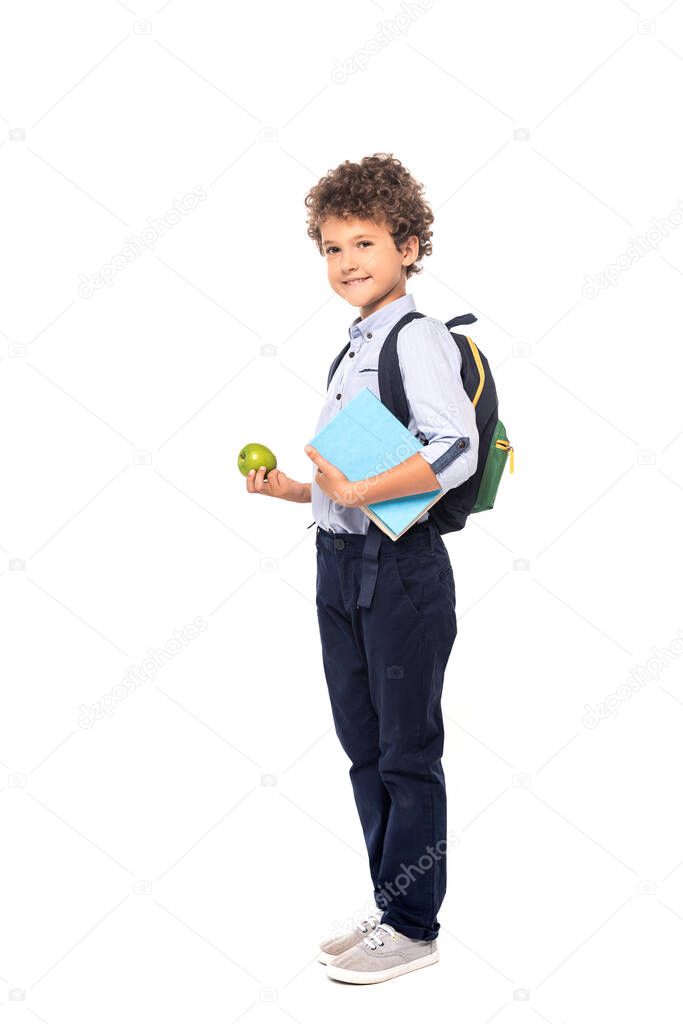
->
<box><xmin>238</xmin><ymin>443</ymin><xmax>277</xmax><ymax>478</ymax></box>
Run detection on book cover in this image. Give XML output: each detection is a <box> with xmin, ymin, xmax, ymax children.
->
<box><xmin>308</xmin><ymin>387</ymin><xmax>442</xmax><ymax>541</ymax></box>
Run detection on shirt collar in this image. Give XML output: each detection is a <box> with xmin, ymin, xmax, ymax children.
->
<box><xmin>347</xmin><ymin>293</ymin><xmax>416</xmax><ymax>345</ymax></box>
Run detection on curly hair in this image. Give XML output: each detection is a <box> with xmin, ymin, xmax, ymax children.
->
<box><xmin>304</xmin><ymin>153</ymin><xmax>434</xmax><ymax>279</ymax></box>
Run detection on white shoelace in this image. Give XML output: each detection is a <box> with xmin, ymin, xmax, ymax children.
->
<box><xmin>358</xmin><ymin>912</ymin><xmax>381</xmax><ymax>934</ymax></box>
<box><xmin>362</xmin><ymin>922</ymin><xmax>398</xmax><ymax>950</ymax></box>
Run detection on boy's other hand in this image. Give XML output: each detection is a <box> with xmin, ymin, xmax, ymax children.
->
<box><xmin>246</xmin><ymin>465</ymin><xmax>300</xmax><ymax>501</ymax></box>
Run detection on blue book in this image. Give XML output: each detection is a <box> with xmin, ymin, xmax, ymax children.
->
<box><xmin>308</xmin><ymin>386</ymin><xmax>442</xmax><ymax>541</ymax></box>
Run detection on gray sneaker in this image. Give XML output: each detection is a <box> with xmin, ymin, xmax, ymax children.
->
<box><xmin>318</xmin><ymin>910</ymin><xmax>383</xmax><ymax>965</ymax></box>
<box><xmin>326</xmin><ymin>922</ymin><xmax>439</xmax><ymax>984</ymax></box>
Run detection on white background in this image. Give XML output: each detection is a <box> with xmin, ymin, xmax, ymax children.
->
<box><xmin>2</xmin><ymin>0</ymin><xmax>683</xmax><ymax>1019</ymax></box>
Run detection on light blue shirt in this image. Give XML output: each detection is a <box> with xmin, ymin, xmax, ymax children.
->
<box><xmin>311</xmin><ymin>293</ymin><xmax>479</xmax><ymax>534</ymax></box>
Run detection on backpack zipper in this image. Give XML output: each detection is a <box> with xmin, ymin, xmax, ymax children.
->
<box><xmin>495</xmin><ymin>439</ymin><xmax>514</xmax><ymax>473</ymax></box>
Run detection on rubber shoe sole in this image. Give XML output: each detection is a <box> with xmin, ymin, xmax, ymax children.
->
<box><xmin>326</xmin><ymin>949</ymin><xmax>439</xmax><ymax>984</ymax></box>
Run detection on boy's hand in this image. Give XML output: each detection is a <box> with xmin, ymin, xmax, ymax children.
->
<box><xmin>304</xmin><ymin>446</ymin><xmax>357</xmax><ymax>508</ymax></box>
<box><xmin>246</xmin><ymin>465</ymin><xmax>301</xmax><ymax>501</ymax></box>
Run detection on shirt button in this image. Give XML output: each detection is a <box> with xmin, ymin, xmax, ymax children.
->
<box><xmin>336</xmin><ymin>393</ymin><xmax>341</xmax><ymax>400</ymax></box>
<box><xmin>367</xmin><ymin>332</ymin><xmax>372</xmax><ymax>338</ymax></box>
<box><xmin>349</xmin><ymin>351</ymin><xmax>355</xmax><ymax>358</ymax></box>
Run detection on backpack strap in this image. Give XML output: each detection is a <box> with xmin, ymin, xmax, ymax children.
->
<box><xmin>446</xmin><ymin>313</ymin><xmax>478</xmax><ymax>329</ymax></box>
<box><xmin>376</xmin><ymin>311</ymin><xmax>426</xmax><ymax>426</ymax></box>
<box><xmin>326</xmin><ymin>341</ymin><xmax>351</xmax><ymax>391</ymax></box>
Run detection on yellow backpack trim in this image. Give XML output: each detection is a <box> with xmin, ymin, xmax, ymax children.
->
<box><xmin>466</xmin><ymin>336</ymin><xmax>514</xmax><ymax>473</ymax></box>
<box><xmin>466</xmin><ymin>336</ymin><xmax>486</xmax><ymax>408</ymax></box>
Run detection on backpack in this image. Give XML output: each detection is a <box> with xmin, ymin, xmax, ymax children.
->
<box><xmin>322</xmin><ymin>309</ymin><xmax>514</xmax><ymax>535</ymax></box>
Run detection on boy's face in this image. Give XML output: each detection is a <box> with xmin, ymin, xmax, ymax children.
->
<box><xmin>320</xmin><ymin>215</ymin><xmax>419</xmax><ymax>319</ymax></box>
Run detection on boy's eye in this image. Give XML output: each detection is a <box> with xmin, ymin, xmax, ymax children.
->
<box><xmin>324</xmin><ymin>241</ymin><xmax>372</xmax><ymax>255</ymax></box>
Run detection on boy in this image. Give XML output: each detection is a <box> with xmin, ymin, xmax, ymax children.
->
<box><xmin>246</xmin><ymin>153</ymin><xmax>478</xmax><ymax>985</ymax></box>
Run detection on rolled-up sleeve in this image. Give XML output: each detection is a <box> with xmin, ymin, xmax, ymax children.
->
<box><xmin>397</xmin><ymin>317</ymin><xmax>479</xmax><ymax>493</ymax></box>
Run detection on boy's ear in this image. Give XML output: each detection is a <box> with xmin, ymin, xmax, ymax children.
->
<box><xmin>402</xmin><ymin>234</ymin><xmax>419</xmax><ymax>263</ymax></box>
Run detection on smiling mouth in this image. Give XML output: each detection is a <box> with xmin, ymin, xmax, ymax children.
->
<box><xmin>343</xmin><ymin>277</ymin><xmax>370</xmax><ymax>287</ymax></box>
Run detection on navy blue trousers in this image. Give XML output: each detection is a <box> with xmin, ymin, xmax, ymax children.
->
<box><xmin>315</xmin><ymin>518</ymin><xmax>457</xmax><ymax>941</ymax></box>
